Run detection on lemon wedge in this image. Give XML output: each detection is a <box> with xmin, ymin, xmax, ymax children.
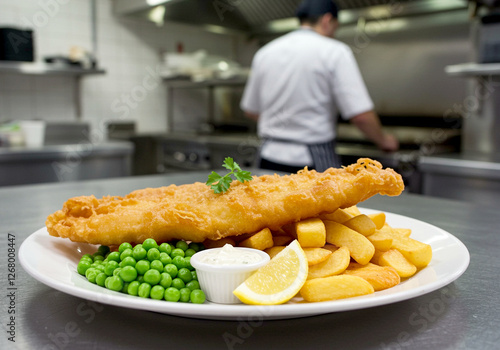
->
<box><xmin>233</xmin><ymin>240</ymin><xmax>308</xmax><ymax>305</ymax></box>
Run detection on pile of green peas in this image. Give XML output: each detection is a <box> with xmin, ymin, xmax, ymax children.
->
<box><xmin>77</xmin><ymin>238</ymin><xmax>206</xmax><ymax>304</ymax></box>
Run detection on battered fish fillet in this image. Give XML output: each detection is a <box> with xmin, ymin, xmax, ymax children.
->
<box><xmin>46</xmin><ymin>158</ymin><xmax>404</xmax><ymax>246</ymax></box>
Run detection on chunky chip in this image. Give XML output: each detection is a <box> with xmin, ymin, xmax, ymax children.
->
<box><xmin>300</xmin><ymin>275</ymin><xmax>374</xmax><ymax>302</ymax></box>
<box><xmin>324</xmin><ymin>220</ymin><xmax>375</xmax><ymax>265</ymax></box>
<box><xmin>390</xmin><ymin>235</ymin><xmax>432</xmax><ymax>269</ymax></box>
<box><xmin>366</xmin><ymin>230</ymin><xmax>393</xmax><ymax>251</ymax></box>
<box><xmin>264</xmin><ymin>246</ymin><xmax>286</xmax><ymax>259</ymax></box>
<box><xmin>295</xmin><ymin>218</ymin><xmax>326</xmax><ymax>248</ymax></box>
<box><xmin>303</xmin><ymin>248</ymin><xmax>332</xmax><ymax>266</ymax></box>
<box><xmin>238</xmin><ymin>228</ymin><xmax>274</xmax><ymax>250</ymax></box>
<box><xmin>373</xmin><ymin>249</ymin><xmax>417</xmax><ymax>278</ymax></box>
<box><xmin>367</xmin><ymin>212</ymin><xmax>386</xmax><ymax>230</ymax></box>
<box><xmin>307</xmin><ymin>246</ymin><xmax>350</xmax><ymax>279</ymax></box>
<box><xmin>344</xmin><ymin>262</ymin><xmax>400</xmax><ymax>291</ymax></box>
<box><xmin>343</xmin><ymin>214</ymin><xmax>377</xmax><ymax>236</ymax></box>
<box><xmin>320</xmin><ymin>208</ymin><xmax>353</xmax><ymax>224</ymax></box>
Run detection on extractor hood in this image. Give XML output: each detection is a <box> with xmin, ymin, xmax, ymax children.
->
<box><xmin>113</xmin><ymin>0</ymin><xmax>469</xmax><ymax>35</ymax></box>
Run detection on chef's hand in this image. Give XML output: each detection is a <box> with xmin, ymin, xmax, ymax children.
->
<box><xmin>377</xmin><ymin>133</ymin><xmax>399</xmax><ymax>152</ymax></box>
<box><xmin>350</xmin><ymin>111</ymin><xmax>400</xmax><ymax>152</ymax></box>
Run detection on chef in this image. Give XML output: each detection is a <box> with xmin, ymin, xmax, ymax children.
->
<box><xmin>241</xmin><ymin>0</ymin><xmax>399</xmax><ymax>172</ymax></box>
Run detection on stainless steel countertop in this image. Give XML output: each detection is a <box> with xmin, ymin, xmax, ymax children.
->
<box><xmin>1</xmin><ymin>173</ymin><xmax>495</xmax><ymax>350</ymax></box>
<box><xmin>420</xmin><ymin>152</ymin><xmax>500</xmax><ymax>180</ymax></box>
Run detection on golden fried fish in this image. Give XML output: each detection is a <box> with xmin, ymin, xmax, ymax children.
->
<box><xmin>46</xmin><ymin>158</ymin><xmax>404</xmax><ymax>246</ymax></box>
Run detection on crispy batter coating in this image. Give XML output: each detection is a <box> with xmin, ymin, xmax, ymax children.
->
<box><xmin>46</xmin><ymin>158</ymin><xmax>404</xmax><ymax>246</ymax></box>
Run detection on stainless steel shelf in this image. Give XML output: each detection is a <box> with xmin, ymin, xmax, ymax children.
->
<box><xmin>0</xmin><ymin>61</ymin><xmax>106</xmax><ymax>76</ymax></box>
<box><xmin>0</xmin><ymin>61</ymin><xmax>106</xmax><ymax>118</ymax></box>
<box><xmin>445</xmin><ymin>62</ymin><xmax>500</xmax><ymax>77</ymax></box>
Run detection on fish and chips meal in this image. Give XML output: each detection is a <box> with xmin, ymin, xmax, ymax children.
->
<box><xmin>46</xmin><ymin>158</ymin><xmax>432</xmax><ymax>305</ymax></box>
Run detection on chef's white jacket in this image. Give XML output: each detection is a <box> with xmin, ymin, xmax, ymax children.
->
<box><xmin>241</xmin><ymin>28</ymin><xmax>374</xmax><ymax>166</ymax></box>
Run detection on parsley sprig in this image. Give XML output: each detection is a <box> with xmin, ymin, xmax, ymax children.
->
<box><xmin>206</xmin><ymin>157</ymin><xmax>253</xmax><ymax>193</ymax></box>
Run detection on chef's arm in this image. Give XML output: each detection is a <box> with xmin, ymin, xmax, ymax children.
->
<box><xmin>244</xmin><ymin>111</ymin><xmax>259</xmax><ymax>121</ymax></box>
<box><xmin>350</xmin><ymin>111</ymin><xmax>399</xmax><ymax>152</ymax></box>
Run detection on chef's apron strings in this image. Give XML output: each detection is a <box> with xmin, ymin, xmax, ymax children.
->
<box><xmin>307</xmin><ymin>139</ymin><xmax>340</xmax><ymax>172</ymax></box>
<box><xmin>261</xmin><ymin>138</ymin><xmax>340</xmax><ymax>172</ymax></box>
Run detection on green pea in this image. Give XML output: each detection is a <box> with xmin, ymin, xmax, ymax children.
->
<box><xmin>120</xmin><ymin>256</ymin><xmax>137</xmax><ymax>268</ymax></box>
<box><xmin>179</xmin><ymin>287</ymin><xmax>191</xmax><ymax>303</ymax></box>
<box><xmin>137</xmin><ymin>275</ymin><xmax>145</xmax><ymax>284</ymax></box>
<box><xmin>147</xmin><ymin>248</ymin><xmax>160</xmax><ymax>261</ymax></box>
<box><xmin>176</xmin><ymin>241</ymin><xmax>189</xmax><ymax>252</ymax></box>
<box><xmin>107</xmin><ymin>251</ymin><xmax>120</xmax><ymax>262</ymax></box>
<box><xmin>96</xmin><ymin>272</ymin><xmax>107</xmax><ymax>287</ymax></box>
<box><xmin>184</xmin><ymin>248</ymin><xmax>196</xmax><ymax>258</ymax></box>
<box><xmin>118</xmin><ymin>242</ymin><xmax>133</xmax><ymax>254</ymax></box>
<box><xmin>138</xmin><ymin>283</ymin><xmax>151</xmax><ymax>298</ymax></box>
<box><xmin>85</xmin><ymin>268</ymin><xmax>99</xmax><ymax>283</ymax></box>
<box><xmin>172</xmin><ymin>256</ymin><xmax>187</xmax><ymax>269</ymax></box>
<box><xmin>164</xmin><ymin>287</ymin><xmax>180</xmax><ymax>302</ymax></box>
<box><xmin>81</xmin><ymin>254</ymin><xmax>93</xmax><ymax>262</ymax></box>
<box><xmin>113</xmin><ymin>268</ymin><xmax>122</xmax><ymax>277</ymax></box>
<box><xmin>190</xmin><ymin>289</ymin><xmax>206</xmax><ymax>304</ymax></box>
<box><xmin>159</xmin><ymin>252</ymin><xmax>172</xmax><ymax>266</ymax></box>
<box><xmin>178</xmin><ymin>268</ymin><xmax>193</xmax><ymax>283</ymax></box>
<box><xmin>105</xmin><ymin>276</ymin><xmax>123</xmax><ymax>292</ymax></box>
<box><xmin>172</xmin><ymin>277</ymin><xmax>185</xmax><ymax>290</ymax></box>
<box><xmin>77</xmin><ymin>260</ymin><xmax>92</xmax><ymax>276</ymax></box>
<box><xmin>159</xmin><ymin>272</ymin><xmax>172</xmax><ymax>289</ymax></box>
<box><xmin>164</xmin><ymin>264</ymin><xmax>178</xmax><ymax>278</ymax></box>
<box><xmin>188</xmin><ymin>242</ymin><xmax>202</xmax><ymax>252</ymax></box>
<box><xmin>93</xmin><ymin>259</ymin><xmax>105</xmax><ymax>267</ymax></box>
<box><xmin>97</xmin><ymin>245</ymin><xmax>110</xmax><ymax>256</ymax></box>
<box><xmin>171</xmin><ymin>248</ymin><xmax>185</xmax><ymax>258</ymax></box>
<box><xmin>186</xmin><ymin>280</ymin><xmax>200</xmax><ymax>291</ymax></box>
<box><xmin>93</xmin><ymin>254</ymin><xmax>105</xmax><ymax>262</ymax></box>
<box><xmin>132</xmin><ymin>245</ymin><xmax>147</xmax><ymax>260</ymax></box>
<box><xmin>151</xmin><ymin>285</ymin><xmax>165</xmax><ymax>300</ymax></box>
<box><xmin>119</xmin><ymin>265</ymin><xmax>138</xmax><ymax>282</ymax></box>
<box><xmin>144</xmin><ymin>269</ymin><xmax>161</xmax><ymax>285</ymax></box>
<box><xmin>150</xmin><ymin>259</ymin><xmax>163</xmax><ymax>272</ymax></box>
<box><xmin>142</xmin><ymin>238</ymin><xmax>158</xmax><ymax>251</ymax></box>
<box><xmin>184</xmin><ymin>256</ymin><xmax>193</xmax><ymax>270</ymax></box>
<box><xmin>159</xmin><ymin>242</ymin><xmax>172</xmax><ymax>255</ymax></box>
<box><xmin>120</xmin><ymin>248</ymin><xmax>133</xmax><ymax>261</ymax></box>
<box><xmin>128</xmin><ymin>281</ymin><xmax>140</xmax><ymax>296</ymax></box>
<box><xmin>121</xmin><ymin>282</ymin><xmax>130</xmax><ymax>294</ymax></box>
<box><xmin>104</xmin><ymin>260</ymin><xmax>119</xmax><ymax>276</ymax></box>
<box><xmin>135</xmin><ymin>260</ymin><xmax>150</xmax><ymax>275</ymax></box>
<box><xmin>191</xmin><ymin>270</ymin><xmax>198</xmax><ymax>281</ymax></box>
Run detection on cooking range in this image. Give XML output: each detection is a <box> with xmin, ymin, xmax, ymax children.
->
<box><xmin>121</xmin><ymin>115</ymin><xmax>461</xmax><ymax>195</ymax></box>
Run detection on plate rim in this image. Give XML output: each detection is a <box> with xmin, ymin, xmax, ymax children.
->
<box><xmin>19</xmin><ymin>208</ymin><xmax>470</xmax><ymax>320</ymax></box>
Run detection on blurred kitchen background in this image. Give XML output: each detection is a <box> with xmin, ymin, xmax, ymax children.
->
<box><xmin>0</xmin><ymin>0</ymin><xmax>499</xmax><ymax>205</ymax></box>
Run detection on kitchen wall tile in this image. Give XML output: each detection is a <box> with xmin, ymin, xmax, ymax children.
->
<box><xmin>0</xmin><ymin>0</ymin><xmax>245</xmax><ymax>134</ymax></box>
<box><xmin>6</xmin><ymin>91</ymin><xmax>35</xmax><ymax>120</ymax></box>
<box><xmin>0</xmin><ymin>92</ymin><xmax>10</xmax><ymax>122</ymax></box>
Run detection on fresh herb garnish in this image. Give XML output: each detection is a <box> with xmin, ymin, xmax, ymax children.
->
<box><xmin>206</xmin><ymin>157</ymin><xmax>253</xmax><ymax>194</ymax></box>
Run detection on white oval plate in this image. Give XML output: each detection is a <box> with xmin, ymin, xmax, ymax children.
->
<box><xmin>19</xmin><ymin>209</ymin><xmax>469</xmax><ymax>320</ymax></box>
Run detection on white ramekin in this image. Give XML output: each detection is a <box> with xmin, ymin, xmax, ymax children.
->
<box><xmin>190</xmin><ymin>247</ymin><xmax>270</xmax><ymax>304</ymax></box>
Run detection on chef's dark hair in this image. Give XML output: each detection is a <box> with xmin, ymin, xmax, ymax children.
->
<box><xmin>296</xmin><ymin>0</ymin><xmax>339</xmax><ymax>24</ymax></box>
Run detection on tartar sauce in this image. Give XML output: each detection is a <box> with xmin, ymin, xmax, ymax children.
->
<box><xmin>199</xmin><ymin>244</ymin><xmax>263</xmax><ymax>266</ymax></box>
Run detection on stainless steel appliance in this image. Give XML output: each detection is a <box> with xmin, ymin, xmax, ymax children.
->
<box><xmin>0</xmin><ymin>122</ymin><xmax>133</xmax><ymax>186</ymax></box>
<box><xmin>419</xmin><ymin>2</ymin><xmax>500</xmax><ymax>204</ymax></box>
